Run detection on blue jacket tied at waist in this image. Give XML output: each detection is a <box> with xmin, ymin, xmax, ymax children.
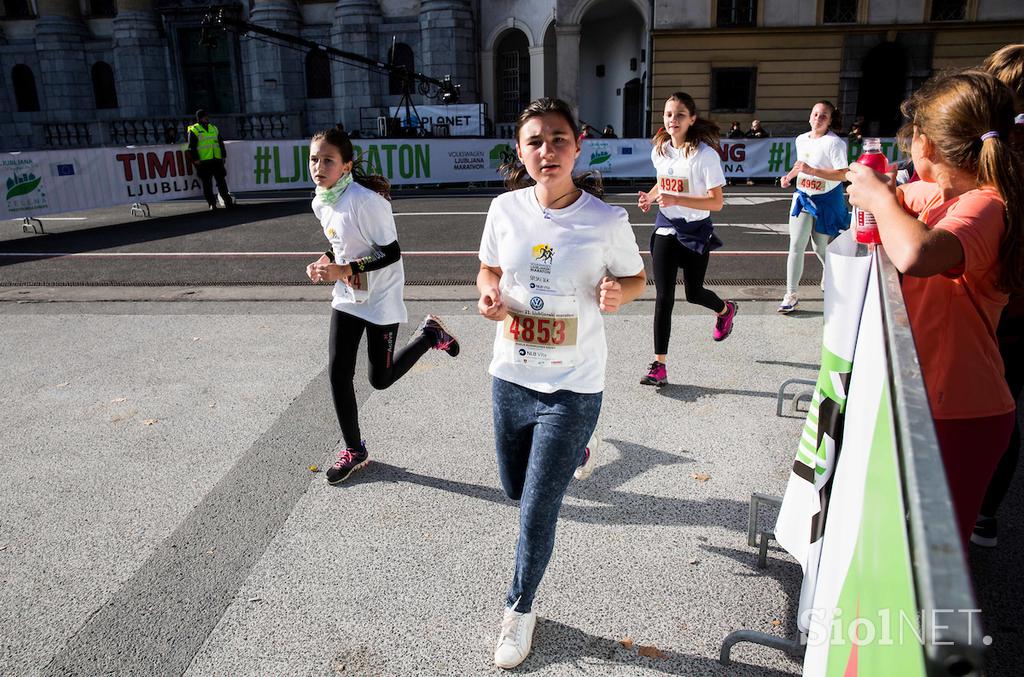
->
<box><xmin>790</xmin><ymin>183</ymin><xmax>849</xmax><ymax>237</ymax></box>
<box><xmin>654</xmin><ymin>212</ymin><xmax>722</xmax><ymax>255</ymax></box>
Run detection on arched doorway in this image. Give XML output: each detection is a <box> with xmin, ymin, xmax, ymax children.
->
<box><xmin>494</xmin><ymin>29</ymin><xmax>530</xmax><ymax>126</ymax></box>
<box><xmin>578</xmin><ymin>0</ymin><xmax>646</xmax><ymax>137</ymax></box>
<box><xmin>856</xmin><ymin>42</ymin><xmax>906</xmax><ymax>136</ymax></box>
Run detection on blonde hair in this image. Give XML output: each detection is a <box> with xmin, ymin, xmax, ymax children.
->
<box><xmin>899</xmin><ymin>70</ymin><xmax>1024</xmax><ymax>294</ymax></box>
<box><xmin>983</xmin><ymin>44</ymin><xmax>1024</xmax><ymax>112</ymax></box>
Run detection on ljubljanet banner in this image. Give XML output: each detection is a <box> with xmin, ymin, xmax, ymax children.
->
<box><xmin>387</xmin><ymin>104</ymin><xmax>485</xmax><ymax>136</ymax></box>
<box><xmin>2</xmin><ymin>138</ymin><xmax>904</xmax><ymax>220</ymax></box>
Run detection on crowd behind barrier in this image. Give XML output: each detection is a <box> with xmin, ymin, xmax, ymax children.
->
<box><xmin>0</xmin><ymin>137</ymin><xmax>904</xmax><ymax>221</ymax></box>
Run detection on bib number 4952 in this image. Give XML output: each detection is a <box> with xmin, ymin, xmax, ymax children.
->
<box><xmin>507</xmin><ymin>315</ymin><xmax>566</xmax><ymax>345</ymax></box>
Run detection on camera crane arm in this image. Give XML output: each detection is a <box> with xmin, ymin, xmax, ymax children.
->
<box><xmin>202</xmin><ymin>8</ymin><xmax>460</xmax><ymax>130</ymax></box>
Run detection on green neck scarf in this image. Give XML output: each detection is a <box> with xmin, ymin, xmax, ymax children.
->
<box><xmin>315</xmin><ymin>172</ymin><xmax>353</xmax><ymax>206</ymax></box>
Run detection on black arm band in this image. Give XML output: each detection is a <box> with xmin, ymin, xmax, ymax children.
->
<box><xmin>324</xmin><ymin>249</ymin><xmax>335</xmax><ymax>262</ymax></box>
<box><xmin>351</xmin><ymin>240</ymin><xmax>401</xmax><ymax>273</ymax></box>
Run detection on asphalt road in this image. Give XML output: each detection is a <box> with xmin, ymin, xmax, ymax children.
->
<box><xmin>0</xmin><ymin>185</ymin><xmax>818</xmax><ymax>287</ymax></box>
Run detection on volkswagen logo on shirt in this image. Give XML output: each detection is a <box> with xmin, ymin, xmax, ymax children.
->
<box><xmin>530</xmin><ymin>296</ymin><xmax>544</xmax><ymax>311</ymax></box>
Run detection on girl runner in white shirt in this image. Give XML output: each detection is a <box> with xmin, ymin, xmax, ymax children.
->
<box><xmin>636</xmin><ymin>91</ymin><xmax>737</xmax><ymax>387</ymax></box>
<box><xmin>778</xmin><ymin>100</ymin><xmax>850</xmax><ymax>313</ymax></box>
<box><xmin>477</xmin><ymin>98</ymin><xmax>646</xmax><ymax>669</ymax></box>
<box><xmin>305</xmin><ymin>128</ymin><xmax>459</xmax><ymax>484</ymax></box>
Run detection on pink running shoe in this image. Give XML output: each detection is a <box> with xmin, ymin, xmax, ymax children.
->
<box><xmin>713</xmin><ymin>301</ymin><xmax>738</xmax><ymax>341</ymax></box>
<box><xmin>420</xmin><ymin>314</ymin><xmax>460</xmax><ymax>357</ymax></box>
<box><xmin>640</xmin><ymin>361</ymin><xmax>667</xmax><ymax>386</ymax></box>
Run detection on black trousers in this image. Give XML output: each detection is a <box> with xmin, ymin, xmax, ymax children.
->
<box><xmin>328</xmin><ymin>308</ymin><xmax>432</xmax><ymax>449</ymax></box>
<box><xmin>980</xmin><ymin>314</ymin><xmax>1024</xmax><ymax>516</ymax></box>
<box><xmin>196</xmin><ymin>159</ymin><xmax>231</xmax><ymax>207</ymax></box>
<box><xmin>651</xmin><ymin>232</ymin><xmax>725</xmax><ymax>355</ymax></box>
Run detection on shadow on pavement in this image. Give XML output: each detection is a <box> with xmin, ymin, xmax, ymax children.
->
<box><xmin>522</xmin><ymin>617</ymin><xmax>800</xmax><ymax>676</ymax></box>
<box><xmin>345</xmin><ymin>438</ymin><xmax>749</xmax><ymax>530</ymax></box>
<box><xmin>656</xmin><ymin>383</ymin><xmax>778</xmax><ymax>402</ymax></box>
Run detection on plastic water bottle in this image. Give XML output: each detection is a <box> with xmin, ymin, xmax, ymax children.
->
<box><xmin>852</xmin><ymin>137</ymin><xmax>888</xmax><ymax>245</ymax></box>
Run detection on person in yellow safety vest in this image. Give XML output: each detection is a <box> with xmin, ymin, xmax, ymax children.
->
<box><xmin>187</xmin><ymin>109</ymin><xmax>234</xmax><ymax>210</ymax></box>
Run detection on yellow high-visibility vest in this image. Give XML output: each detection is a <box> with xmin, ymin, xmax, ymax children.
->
<box><xmin>188</xmin><ymin>123</ymin><xmax>223</xmax><ymax>161</ymax></box>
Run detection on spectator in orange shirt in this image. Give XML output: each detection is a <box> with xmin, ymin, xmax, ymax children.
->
<box><xmin>846</xmin><ymin>70</ymin><xmax>1023</xmax><ymax>545</ymax></box>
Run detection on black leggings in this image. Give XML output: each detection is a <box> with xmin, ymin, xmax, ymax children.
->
<box><xmin>979</xmin><ymin>317</ymin><xmax>1024</xmax><ymax>517</ymax></box>
<box><xmin>651</xmin><ymin>233</ymin><xmax>726</xmax><ymax>355</ymax></box>
<box><xmin>328</xmin><ymin>308</ymin><xmax>432</xmax><ymax>448</ymax></box>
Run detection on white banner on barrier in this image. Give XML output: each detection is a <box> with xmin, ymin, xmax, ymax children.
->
<box><xmin>388</xmin><ymin>104</ymin><xmax>484</xmax><ymax>136</ymax></box>
<box><xmin>1</xmin><ymin>137</ymin><xmax>905</xmax><ymax>220</ymax></box>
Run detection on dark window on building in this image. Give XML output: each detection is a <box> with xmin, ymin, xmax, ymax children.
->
<box><xmin>178</xmin><ymin>27</ymin><xmax>237</xmax><ymax>114</ymax></box>
<box><xmin>717</xmin><ymin>0</ymin><xmax>757</xmax><ymax>27</ymax></box>
<box><xmin>306</xmin><ymin>49</ymin><xmax>332</xmax><ymax>99</ymax></box>
<box><xmin>89</xmin><ymin>0</ymin><xmax>116</xmax><ymax>17</ymax></box>
<box><xmin>711</xmin><ymin>67</ymin><xmax>756</xmax><ymax>112</ymax></box>
<box><xmin>91</xmin><ymin>61</ymin><xmax>118</xmax><ymax>109</ymax></box>
<box><xmin>2</xmin><ymin>0</ymin><xmax>34</xmax><ymax>18</ymax></box>
<box><xmin>496</xmin><ymin>30</ymin><xmax>530</xmax><ymax>123</ymax></box>
<box><xmin>823</xmin><ymin>0</ymin><xmax>857</xmax><ymax>23</ymax></box>
<box><xmin>12</xmin><ymin>64</ymin><xmax>40</xmax><ymax>112</ymax></box>
<box><xmin>388</xmin><ymin>42</ymin><xmax>415</xmax><ymax>96</ymax></box>
<box><xmin>930</xmin><ymin>0</ymin><xmax>966</xmax><ymax>21</ymax></box>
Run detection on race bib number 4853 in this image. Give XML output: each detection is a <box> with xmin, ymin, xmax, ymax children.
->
<box><xmin>500</xmin><ymin>291</ymin><xmax>579</xmax><ymax>368</ymax></box>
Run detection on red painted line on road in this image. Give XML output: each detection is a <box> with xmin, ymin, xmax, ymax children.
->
<box><xmin>0</xmin><ymin>250</ymin><xmax>809</xmax><ymax>258</ymax></box>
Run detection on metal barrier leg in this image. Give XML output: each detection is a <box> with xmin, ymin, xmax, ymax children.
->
<box><xmin>720</xmin><ymin>630</ymin><xmax>805</xmax><ymax>665</ymax></box>
<box><xmin>130</xmin><ymin>202</ymin><xmax>151</xmax><ymax>217</ymax></box>
<box><xmin>776</xmin><ymin>377</ymin><xmax>816</xmax><ymax>417</ymax></box>
<box><xmin>757</xmin><ymin>529</ymin><xmax>773</xmax><ymax>569</ymax></box>
<box><xmin>21</xmin><ymin>217</ymin><xmax>44</xmax><ymax>234</ymax></box>
<box><xmin>747</xmin><ymin>493</ymin><xmax>783</xmax><ymax>548</ymax></box>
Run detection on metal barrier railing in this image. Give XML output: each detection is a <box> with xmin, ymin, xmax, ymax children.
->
<box><xmin>876</xmin><ymin>247</ymin><xmax>985</xmax><ymax>675</ymax></box>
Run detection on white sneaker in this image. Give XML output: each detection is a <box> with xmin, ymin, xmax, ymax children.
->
<box><xmin>494</xmin><ymin>606</ymin><xmax>537</xmax><ymax>669</ymax></box>
<box><xmin>777</xmin><ymin>293</ymin><xmax>799</xmax><ymax>314</ymax></box>
<box><xmin>574</xmin><ymin>431</ymin><xmax>599</xmax><ymax>480</ymax></box>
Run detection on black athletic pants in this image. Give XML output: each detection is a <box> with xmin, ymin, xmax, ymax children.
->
<box><xmin>328</xmin><ymin>308</ymin><xmax>432</xmax><ymax>448</ymax></box>
<box><xmin>651</xmin><ymin>232</ymin><xmax>726</xmax><ymax>355</ymax></box>
<box><xmin>196</xmin><ymin>159</ymin><xmax>231</xmax><ymax>208</ymax></box>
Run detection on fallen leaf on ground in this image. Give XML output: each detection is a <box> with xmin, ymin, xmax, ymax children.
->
<box><xmin>208</xmin><ymin>403</ymin><xmax>216</xmax><ymax>408</ymax></box>
<box><xmin>309</xmin><ymin>465</ymin><xmax>320</xmax><ymax>473</ymax></box>
<box><xmin>618</xmin><ymin>636</ymin><xmax>634</xmax><ymax>650</ymax></box>
<box><xmin>692</xmin><ymin>472</ymin><xmax>711</xmax><ymax>482</ymax></box>
<box><xmin>462</xmin><ymin>305</ymin><xmax>469</xmax><ymax>310</ymax></box>
<box><xmin>111</xmin><ymin>397</ymin><xmax>127</xmax><ymax>403</ymax></box>
<box><xmin>142</xmin><ymin>419</ymin><xmax>158</xmax><ymax>426</ymax></box>
<box><xmin>770</xmin><ymin>619</ymin><xmax>782</xmax><ymax>627</ymax></box>
<box><xmin>247</xmin><ymin>596</ymin><xmax>261</xmax><ymax>603</ymax></box>
<box><xmin>638</xmin><ymin>645</ymin><xmax>667</xmax><ymax>659</ymax></box>
<box><xmin>688</xmin><ymin>558</ymin><xmax>699</xmax><ymax>565</ymax></box>
<box><xmin>192</xmin><ymin>337</ymin><xmax>201</xmax><ymax>342</ymax></box>
<box><xmin>57</xmin><ymin>382</ymin><xmax>70</xmax><ymax>388</ymax></box>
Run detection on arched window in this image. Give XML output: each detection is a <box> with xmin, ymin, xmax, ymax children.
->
<box><xmin>306</xmin><ymin>49</ymin><xmax>332</xmax><ymax>99</ymax></box>
<box><xmin>91</xmin><ymin>61</ymin><xmax>118</xmax><ymax>109</ymax></box>
<box><xmin>388</xmin><ymin>42</ymin><xmax>414</xmax><ymax>96</ymax></box>
<box><xmin>12</xmin><ymin>64</ymin><xmax>40</xmax><ymax>112</ymax></box>
<box><xmin>495</xmin><ymin>30</ymin><xmax>530</xmax><ymax>123</ymax></box>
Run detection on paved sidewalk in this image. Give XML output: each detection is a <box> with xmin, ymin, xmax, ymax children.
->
<box><xmin>1</xmin><ymin>293</ymin><xmax>1019</xmax><ymax>675</ymax></box>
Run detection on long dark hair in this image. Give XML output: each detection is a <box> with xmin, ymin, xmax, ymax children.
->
<box><xmin>899</xmin><ymin>70</ymin><xmax>1024</xmax><ymax>294</ymax></box>
<box><xmin>310</xmin><ymin>127</ymin><xmax>391</xmax><ymax>199</ymax></box>
<box><xmin>813</xmin><ymin>99</ymin><xmax>843</xmax><ymax>132</ymax></box>
<box><xmin>499</xmin><ymin>97</ymin><xmax>604</xmax><ymax>198</ymax></box>
<box><xmin>652</xmin><ymin>92</ymin><xmax>721</xmax><ymax>157</ymax></box>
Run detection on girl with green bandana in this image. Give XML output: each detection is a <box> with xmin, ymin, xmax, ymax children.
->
<box><xmin>305</xmin><ymin>127</ymin><xmax>460</xmax><ymax>484</ymax></box>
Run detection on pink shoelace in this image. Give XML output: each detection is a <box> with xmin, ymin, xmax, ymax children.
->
<box><xmin>333</xmin><ymin>448</ymin><xmax>354</xmax><ymax>469</ymax></box>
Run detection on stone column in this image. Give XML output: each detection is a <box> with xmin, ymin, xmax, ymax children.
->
<box><xmin>419</xmin><ymin>0</ymin><xmax>478</xmax><ymax>103</ymax></box>
<box><xmin>554</xmin><ymin>23</ymin><xmax>580</xmax><ymax>112</ymax></box>
<box><xmin>113</xmin><ymin>0</ymin><xmax>172</xmax><ymax>117</ymax></box>
<box><xmin>528</xmin><ymin>46</ymin><xmax>544</xmax><ymax>102</ymax></box>
<box><xmin>34</xmin><ymin>0</ymin><xmax>92</xmax><ymax>120</ymax></box>
<box><xmin>331</xmin><ymin>0</ymin><xmax>381</xmax><ymax>132</ymax></box>
<box><xmin>245</xmin><ymin>0</ymin><xmax>304</xmax><ymax>114</ymax></box>
<box><xmin>480</xmin><ymin>49</ymin><xmax>495</xmax><ymax>125</ymax></box>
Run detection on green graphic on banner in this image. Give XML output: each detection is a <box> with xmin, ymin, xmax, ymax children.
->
<box><xmin>795</xmin><ymin>347</ymin><xmax>853</xmax><ymax>476</ymax></box>
<box><xmin>489</xmin><ymin>143</ymin><xmax>512</xmax><ymax>169</ymax></box>
<box><xmin>252</xmin><ymin>145</ymin><xmax>310</xmax><ymax>185</ymax></box>
<box><xmin>823</xmin><ymin>389</ymin><xmax>926</xmax><ymax>676</ymax></box>
<box><xmin>767</xmin><ymin>142</ymin><xmax>789</xmax><ymax>173</ymax></box>
<box><xmin>353</xmin><ymin>143</ymin><xmax>431</xmax><ymax>180</ymax></box>
<box><xmin>3</xmin><ymin>158</ymin><xmax>47</xmax><ymax>213</ymax></box>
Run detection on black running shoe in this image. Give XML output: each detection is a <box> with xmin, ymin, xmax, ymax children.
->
<box><xmin>421</xmin><ymin>314</ymin><xmax>460</xmax><ymax>357</ymax></box>
<box><xmin>971</xmin><ymin>515</ymin><xmax>997</xmax><ymax>547</ymax></box>
<box><xmin>326</xmin><ymin>441</ymin><xmax>369</xmax><ymax>484</ymax></box>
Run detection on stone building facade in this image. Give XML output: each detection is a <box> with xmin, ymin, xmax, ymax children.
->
<box><xmin>2</xmin><ymin>0</ymin><xmax>1023</xmax><ymax>150</ymax></box>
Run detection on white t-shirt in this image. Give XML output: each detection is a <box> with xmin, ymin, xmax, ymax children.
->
<box><xmin>650</xmin><ymin>142</ymin><xmax>726</xmax><ymax>235</ymax></box>
<box><xmin>478</xmin><ymin>187</ymin><xmax>644</xmax><ymax>394</ymax></box>
<box><xmin>794</xmin><ymin>130</ymin><xmax>848</xmax><ymax>195</ymax></box>
<box><xmin>312</xmin><ymin>180</ymin><xmax>407</xmax><ymax>325</ymax></box>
